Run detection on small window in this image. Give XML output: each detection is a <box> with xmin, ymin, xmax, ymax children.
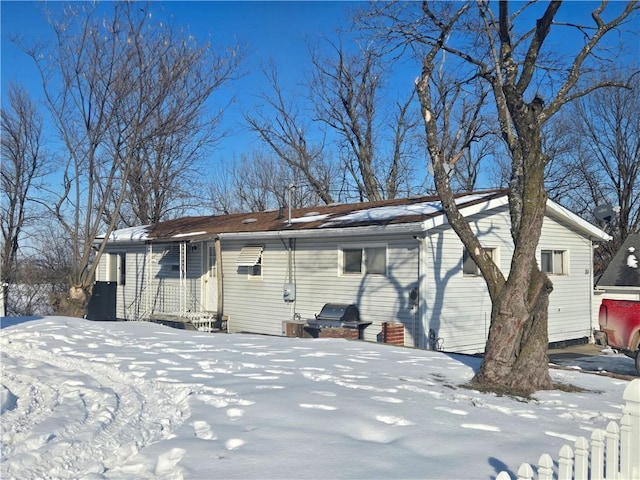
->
<box><xmin>208</xmin><ymin>245</ymin><xmax>216</xmax><ymax>278</ymax></box>
<box><xmin>463</xmin><ymin>247</ymin><xmax>496</xmax><ymax>276</ymax></box>
<box><xmin>340</xmin><ymin>246</ymin><xmax>386</xmax><ymax>277</ymax></box>
<box><xmin>249</xmin><ymin>253</ymin><xmax>262</xmax><ymax>279</ymax></box>
<box><xmin>343</xmin><ymin>248</ymin><xmax>363</xmax><ymax>274</ymax></box>
<box><xmin>541</xmin><ymin>249</ymin><xmax>567</xmax><ymax>275</ymax></box>
<box><xmin>237</xmin><ymin>245</ymin><xmax>264</xmax><ymax>280</ymax></box>
<box><xmin>365</xmin><ymin>247</ymin><xmax>386</xmax><ymax>275</ymax></box>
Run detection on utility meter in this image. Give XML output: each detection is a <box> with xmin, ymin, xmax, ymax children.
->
<box><xmin>283</xmin><ymin>283</ymin><xmax>296</xmax><ymax>302</ymax></box>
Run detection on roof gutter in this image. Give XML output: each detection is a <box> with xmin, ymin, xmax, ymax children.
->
<box><xmin>216</xmin><ymin>221</ymin><xmax>427</xmax><ymax>241</ymax></box>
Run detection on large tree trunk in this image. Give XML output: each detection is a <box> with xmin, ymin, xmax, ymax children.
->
<box><xmin>363</xmin><ymin>0</ymin><xmax>637</xmax><ymax>395</ymax></box>
<box><xmin>472</xmin><ymin>95</ymin><xmax>554</xmax><ymax>393</ymax></box>
<box><xmin>474</xmin><ymin>268</ymin><xmax>554</xmax><ymax>393</ymax></box>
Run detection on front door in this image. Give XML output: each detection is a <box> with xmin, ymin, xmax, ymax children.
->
<box><xmin>203</xmin><ymin>242</ymin><xmax>217</xmax><ymax>312</ymax></box>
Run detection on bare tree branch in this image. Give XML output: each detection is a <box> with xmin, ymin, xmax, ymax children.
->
<box><xmin>14</xmin><ymin>2</ymin><xmax>241</xmax><ymax>314</ymax></box>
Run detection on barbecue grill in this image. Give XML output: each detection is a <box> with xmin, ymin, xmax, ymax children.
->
<box><xmin>308</xmin><ymin>303</ymin><xmax>361</xmax><ymax>329</ymax></box>
<box><xmin>306</xmin><ymin>304</ymin><xmax>372</xmax><ymax>342</ymax></box>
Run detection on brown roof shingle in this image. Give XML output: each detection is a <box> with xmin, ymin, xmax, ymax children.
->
<box><xmin>145</xmin><ymin>189</ymin><xmax>508</xmax><ymax>241</ymax></box>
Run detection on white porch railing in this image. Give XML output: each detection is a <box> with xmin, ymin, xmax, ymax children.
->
<box><xmin>497</xmin><ymin>378</ymin><xmax>640</xmax><ymax>480</ymax></box>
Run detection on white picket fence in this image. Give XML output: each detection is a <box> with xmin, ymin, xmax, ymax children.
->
<box><xmin>497</xmin><ymin>378</ymin><xmax>640</xmax><ymax>480</ymax></box>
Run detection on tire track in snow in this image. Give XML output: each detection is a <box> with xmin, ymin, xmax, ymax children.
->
<box><xmin>1</xmin><ymin>334</ymin><xmax>192</xmax><ymax>479</ymax></box>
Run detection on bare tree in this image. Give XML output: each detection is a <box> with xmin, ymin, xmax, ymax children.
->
<box><xmin>228</xmin><ymin>152</ymin><xmax>289</xmax><ymax>212</ymax></box>
<box><xmin>207</xmin><ymin>167</ymin><xmax>241</xmax><ymax>215</ymax></box>
<box><xmin>557</xmin><ymin>69</ymin><xmax>640</xmax><ymax>275</ymax></box>
<box><xmin>245</xmin><ymin>64</ymin><xmax>335</xmax><ymax>205</ymax></box>
<box><xmin>0</xmin><ymin>83</ymin><xmax>49</xmax><ymax>316</ymax></box>
<box><xmin>16</xmin><ymin>2</ymin><xmax>240</xmax><ymax>315</ymax></box>
<box><xmin>106</xmin><ymin>30</ymin><xmax>237</xmax><ymax>226</ymax></box>
<box><xmin>207</xmin><ymin>152</ymin><xmax>327</xmax><ymax>214</ymax></box>
<box><xmin>420</xmin><ymin>61</ymin><xmax>495</xmax><ymax>192</ymax></box>
<box><xmin>246</xmin><ymin>43</ymin><xmax>422</xmax><ymax>206</ymax></box>
<box><xmin>361</xmin><ymin>1</ymin><xmax>639</xmax><ymax>394</ymax></box>
<box><xmin>309</xmin><ymin>42</ymin><xmax>420</xmax><ymax>201</ymax></box>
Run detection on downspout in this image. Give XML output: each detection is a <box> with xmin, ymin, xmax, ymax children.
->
<box><xmin>180</xmin><ymin>241</ymin><xmax>187</xmax><ymax>315</ymax></box>
<box><xmin>289</xmin><ymin>237</ymin><xmax>295</xmax><ymax>322</ymax></box>
<box><xmin>589</xmin><ymin>239</ymin><xmax>596</xmax><ymax>343</ymax></box>
<box><xmin>416</xmin><ymin>234</ymin><xmax>427</xmax><ymax>349</ymax></box>
<box><xmin>146</xmin><ymin>243</ymin><xmax>152</xmax><ymax>320</ymax></box>
<box><xmin>215</xmin><ymin>237</ymin><xmax>223</xmax><ymax>322</ymax></box>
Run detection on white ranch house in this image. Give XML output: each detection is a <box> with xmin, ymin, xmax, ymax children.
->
<box><xmin>94</xmin><ymin>190</ymin><xmax>610</xmax><ymax>354</ymax></box>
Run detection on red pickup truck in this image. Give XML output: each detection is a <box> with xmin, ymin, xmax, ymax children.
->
<box><xmin>597</xmin><ymin>298</ymin><xmax>640</xmax><ymax>375</ymax></box>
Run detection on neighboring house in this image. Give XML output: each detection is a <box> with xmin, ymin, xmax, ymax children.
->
<box><xmin>94</xmin><ymin>189</ymin><xmax>611</xmax><ymax>354</ymax></box>
<box><xmin>594</xmin><ymin>233</ymin><xmax>640</xmax><ymax>308</ymax></box>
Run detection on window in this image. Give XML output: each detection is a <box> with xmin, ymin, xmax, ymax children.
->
<box><xmin>463</xmin><ymin>247</ymin><xmax>496</xmax><ymax>276</ymax></box>
<box><xmin>340</xmin><ymin>246</ymin><xmax>386</xmax><ymax>276</ymax></box>
<box><xmin>541</xmin><ymin>249</ymin><xmax>567</xmax><ymax>275</ymax></box>
<box><xmin>249</xmin><ymin>253</ymin><xmax>262</xmax><ymax>278</ymax></box>
<box><xmin>105</xmin><ymin>252</ymin><xmax>126</xmax><ymax>285</ymax></box>
<box><xmin>157</xmin><ymin>245</ymin><xmax>181</xmax><ymax>278</ymax></box>
<box><xmin>365</xmin><ymin>247</ymin><xmax>386</xmax><ymax>275</ymax></box>
<box><xmin>343</xmin><ymin>248</ymin><xmax>362</xmax><ymax>274</ymax></box>
<box><xmin>207</xmin><ymin>244</ymin><xmax>216</xmax><ymax>278</ymax></box>
<box><xmin>237</xmin><ymin>245</ymin><xmax>263</xmax><ymax>279</ymax></box>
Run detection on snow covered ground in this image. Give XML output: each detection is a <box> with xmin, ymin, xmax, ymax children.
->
<box><xmin>1</xmin><ymin>316</ymin><xmax>637</xmax><ymax>480</ymax></box>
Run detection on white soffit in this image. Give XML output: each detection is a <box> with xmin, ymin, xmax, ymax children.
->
<box><xmin>546</xmin><ymin>200</ymin><xmax>611</xmax><ymax>241</ymax></box>
<box><xmin>236</xmin><ymin>245</ymin><xmax>263</xmax><ymax>266</ymax></box>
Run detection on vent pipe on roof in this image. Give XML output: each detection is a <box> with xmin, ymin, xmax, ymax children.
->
<box><xmin>287</xmin><ymin>183</ymin><xmax>297</xmax><ymax>226</ymax></box>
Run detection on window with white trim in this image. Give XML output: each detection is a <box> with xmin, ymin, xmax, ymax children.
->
<box><xmin>340</xmin><ymin>246</ymin><xmax>386</xmax><ymax>276</ymax></box>
<box><xmin>541</xmin><ymin>249</ymin><xmax>567</xmax><ymax>275</ymax></box>
<box><xmin>463</xmin><ymin>247</ymin><xmax>496</xmax><ymax>276</ymax></box>
<box><xmin>237</xmin><ymin>245</ymin><xmax>263</xmax><ymax>279</ymax></box>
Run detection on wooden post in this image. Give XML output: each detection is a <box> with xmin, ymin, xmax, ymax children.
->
<box><xmin>215</xmin><ymin>238</ymin><xmax>224</xmax><ymax>322</ymax></box>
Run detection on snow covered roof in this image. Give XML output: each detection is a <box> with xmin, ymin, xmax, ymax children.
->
<box><xmin>140</xmin><ymin>190</ymin><xmax>506</xmax><ymax>241</ymax></box>
<box><xmin>100</xmin><ymin>225</ymin><xmax>152</xmax><ymax>243</ymax></box>
<box><xmin>596</xmin><ymin>233</ymin><xmax>640</xmax><ymax>288</ymax></box>
<box><xmin>102</xmin><ymin>189</ymin><xmax>610</xmax><ymax>244</ymax></box>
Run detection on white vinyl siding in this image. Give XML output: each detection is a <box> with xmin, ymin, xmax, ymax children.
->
<box><xmin>421</xmin><ymin>205</ymin><xmax>595</xmax><ymax>353</ymax></box>
<box><xmin>101</xmin><ymin>198</ymin><xmax>598</xmax><ymax>353</ymax></box>
<box><xmin>100</xmin><ymin>241</ymin><xmax>205</xmax><ymax>320</ymax></box>
<box><xmin>423</xmin><ymin>208</ymin><xmax>511</xmax><ymax>353</ymax></box>
<box><xmin>539</xmin><ymin>215</ymin><xmax>594</xmax><ymax>343</ymax></box>
<box><xmin>224</xmin><ymin>235</ymin><xmax>418</xmax><ymax>344</ymax></box>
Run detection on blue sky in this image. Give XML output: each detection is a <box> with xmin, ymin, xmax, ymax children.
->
<box><xmin>1</xmin><ymin>1</ymin><xmax>638</xmax><ymax>194</ymax></box>
<box><xmin>1</xmin><ymin>1</ymin><xmax>364</xmax><ymax>164</ymax></box>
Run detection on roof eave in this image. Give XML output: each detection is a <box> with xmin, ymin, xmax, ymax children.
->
<box><xmin>545</xmin><ymin>200</ymin><xmax>611</xmax><ymax>242</ymax></box>
<box><xmin>218</xmin><ymin>221</ymin><xmax>427</xmax><ymax>240</ymax></box>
